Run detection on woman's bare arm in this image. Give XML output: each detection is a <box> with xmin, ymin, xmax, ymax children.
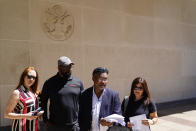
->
<box><xmin>150</xmin><ymin>112</ymin><xmax>158</xmax><ymax>124</ymax></box>
<box><xmin>142</xmin><ymin>112</ymin><xmax>158</xmax><ymax>126</ymax></box>
<box><xmin>4</xmin><ymin>90</ymin><xmax>37</xmax><ymax>120</ymax></box>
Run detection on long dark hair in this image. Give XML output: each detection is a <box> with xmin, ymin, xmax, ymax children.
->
<box><xmin>129</xmin><ymin>77</ymin><xmax>151</xmax><ymax>105</ymax></box>
<box><xmin>16</xmin><ymin>67</ymin><xmax>40</xmax><ymax>94</ymax></box>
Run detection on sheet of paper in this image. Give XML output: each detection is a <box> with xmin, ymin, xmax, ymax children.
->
<box><xmin>103</xmin><ymin>114</ymin><xmax>125</xmax><ymax>126</ymax></box>
<box><xmin>129</xmin><ymin>114</ymin><xmax>150</xmax><ymax>131</ymax></box>
<box><xmin>104</xmin><ymin>114</ymin><xmax>124</xmax><ymax>121</ymax></box>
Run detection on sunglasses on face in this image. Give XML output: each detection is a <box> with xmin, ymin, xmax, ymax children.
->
<box><xmin>26</xmin><ymin>75</ymin><xmax>36</xmax><ymax>80</ymax></box>
<box><xmin>134</xmin><ymin>86</ymin><xmax>143</xmax><ymax>90</ymax></box>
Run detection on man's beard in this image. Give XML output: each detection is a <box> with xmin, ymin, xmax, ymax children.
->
<box><xmin>62</xmin><ymin>72</ymin><xmax>71</xmax><ymax>79</ymax></box>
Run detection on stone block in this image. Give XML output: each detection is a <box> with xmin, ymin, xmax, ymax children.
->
<box><xmin>182</xmin><ymin>0</ymin><xmax>196</xmax><ymax>25</ymax></box>
<box><xmin>124</xmin><ymin>15</ymin><xmax>153</xmax><ymax>46</ymax></box>
<box><xmin>0</xmin><ymin>85</ymin><xmax>14</xmax><ymax>126</ymax></box>
<box><xmin>123</xmin><ymin>0</ymin><xmax>154</xmax><ymax>17</ymax></box>
<box><xmin>182</xmin><ymin>24</ymin><xmax>196</xmax><ymax>49</ymax></box>
<box><xmin>0</xmin><ymin>40</ymin><xmax>29</xmax><ymax>85</ymax></box>
<box><xmin>154</xmin><ymin>0</ymin><xmax>182</xmax><ymax>22</ymax></box>
<box><xmin>82</xmin><ymin>8</ymin><xmax>124</xmax><ymax>44</ymax></box>
<box><xmin>0</xmin><ymin>0</ymin><xmax>29</xmax><ymax>40</ymax></box>
<box><xmin>154</xmin><ymin>20</ymin><xmax>183</xmax><ymax>49</ymax></box>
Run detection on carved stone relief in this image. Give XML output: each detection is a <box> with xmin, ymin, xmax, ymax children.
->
<box><xmin>41</xmin><ymin>4</ymin><xmax>74</xmax><ymax>41</ymax></box>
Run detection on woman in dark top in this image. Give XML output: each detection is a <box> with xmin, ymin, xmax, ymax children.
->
<box><xmin>122</xmin><ymin>77</ymin><xmax>158</xmax><ymax>130</ymax></box>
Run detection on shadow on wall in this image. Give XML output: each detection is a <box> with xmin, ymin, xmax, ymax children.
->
<box><xmin>157</xmin><ymin>98</ymin><xmax>196</xmax><ymax>117</ymax></box>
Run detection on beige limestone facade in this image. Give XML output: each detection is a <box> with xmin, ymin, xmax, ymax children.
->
<box><xmin>1</xmin><ymin>0</ymin><xmax>196</xmax><ymax>126</ymax></box>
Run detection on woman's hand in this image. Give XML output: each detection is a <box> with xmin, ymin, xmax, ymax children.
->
<box><xmin>25</xmin><ymin>112</ymin><xmax>38</xmax><ymax>120</ymax></box>
<box><xmin>127</xmin><ymin>122</ymin><xmax>134</xmax><ymax>128</ymax></box>
<box><xmin>37</xmin><ymin>111</ymin><xmax>44</xmax><ymax>117</ymax></box>
<box><xmin>142</xmin><ymin>112</ymin><xmax>158</xmax><ymax>126</ymax></box>
<box><xmin>142</xmin><ymin>119</ymin><xmax>153</xmax><ymax>126</ymax></box>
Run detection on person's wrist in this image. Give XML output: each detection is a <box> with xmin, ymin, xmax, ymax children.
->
<box><xmin>149</xmin><ymin>119</ymin><xmax>154</xmax><ymax>125</ymax></box>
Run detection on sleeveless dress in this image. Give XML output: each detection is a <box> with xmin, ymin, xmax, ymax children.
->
<box><xmin>12</xmin><ymin>86</ymin><xmax>39</xmax><ymax>131</ymax></box>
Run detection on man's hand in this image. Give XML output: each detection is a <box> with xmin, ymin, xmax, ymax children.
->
<box><xmin>100</xmin><ymin>118</ymin><xmax>113</xmax><ymax>126</ymax></box>
<box><xmin>127</xmin><ymin>122</ymin><xmax>134</xmax><ymax>128</ymax></box>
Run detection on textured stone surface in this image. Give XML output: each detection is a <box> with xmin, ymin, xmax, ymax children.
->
<box><xmin>0</xmin><ymin>40</ymin><xmax>29</xmax><ymax>85</ymax></box>
<box><xmin>82</xmin><ymin>8</ymin><xmax>124</xmax><ymax>43</ymax></box>
<box><xmin>0</xmin><ymin>85</ymin><xmax>14</xmax><ymax>126</ymax></box>
<box><xmin>1</xmin><ymin>0</ymin><xmax>196</xmax><ymax>127</ymax></box>
<box><xmin>0</xmin><ymin>0</ymin><xmax>29</xmax><ymax>40</ymax></box>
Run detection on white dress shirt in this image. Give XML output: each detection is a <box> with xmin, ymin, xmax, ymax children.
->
<box><xmin>91</xmin><ymin>87</ymin><xmax>105</xmax><ymax>131</ymax></box>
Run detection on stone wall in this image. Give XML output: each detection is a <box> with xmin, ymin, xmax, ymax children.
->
<box><xmin>1</xmin><ymin>0</ymin><xmax>196</xmax><ymax>126</ymax></box>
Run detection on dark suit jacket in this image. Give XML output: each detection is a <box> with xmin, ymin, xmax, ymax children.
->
<box><xmin>79</xmin><ymin>87</ymin><xmax>121</xmax><ymax>131</ymax></box>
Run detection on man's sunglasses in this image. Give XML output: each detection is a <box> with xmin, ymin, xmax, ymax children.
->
<box><xmin>26</xmin><ymin>75</ymin><xmax>36</xmax><ymax>80</ymax></box>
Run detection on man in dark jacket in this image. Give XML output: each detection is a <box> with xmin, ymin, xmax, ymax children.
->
<box><xmin>41</xmin><ymin>56</ymin><xmax>84</xmax><ymax>131</ymax></box>
<box><xmin>79</xmin><ymin>67</ymin><xmax>121</xmax><ymax>131</ymax></box>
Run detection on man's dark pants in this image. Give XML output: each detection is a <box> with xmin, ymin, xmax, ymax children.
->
<box><xmin>39</xmin><ymin>122</ymin><xmax>79</xmax><ymax>131</ymax></box>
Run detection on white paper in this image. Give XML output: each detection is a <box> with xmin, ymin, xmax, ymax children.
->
<box><xmin>104</xmin><ymin>114</ymin><xmax>124</xmax><ymax>121</ymax></box>
<box><xmin>129</xmin><ymin>114</ymin><xmax>150</xmax><ymax>131</ymax></box>
<box><xmin>103</xmin><ymin>114</ymin><xmax>125</xmax><ymax>126</ymax></box>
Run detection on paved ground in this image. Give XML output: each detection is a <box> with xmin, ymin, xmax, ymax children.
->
<box><xmin>151</xmin><ymin>98</ymin><xmax>196</xmax><ymax>131</ymax></box>
<box><xmin>1</xmin><ymin>98</ymin><xmax>196</xmax><ymax>131</ymax></box>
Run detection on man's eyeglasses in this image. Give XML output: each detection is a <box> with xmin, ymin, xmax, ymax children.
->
<box><xmin>134</xmin><ymin>86</ymin><xmax>143</xmax><ymax>90</ymax></box>
<box><xmin>98</xmin><ymin>77</ymin><xmax>108</xmax><ymax>82</ymax></box>
<box><xmin>26</xmin><ymin>75</ymin><xmax>36</xmax><ymax>80</ymax></box>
